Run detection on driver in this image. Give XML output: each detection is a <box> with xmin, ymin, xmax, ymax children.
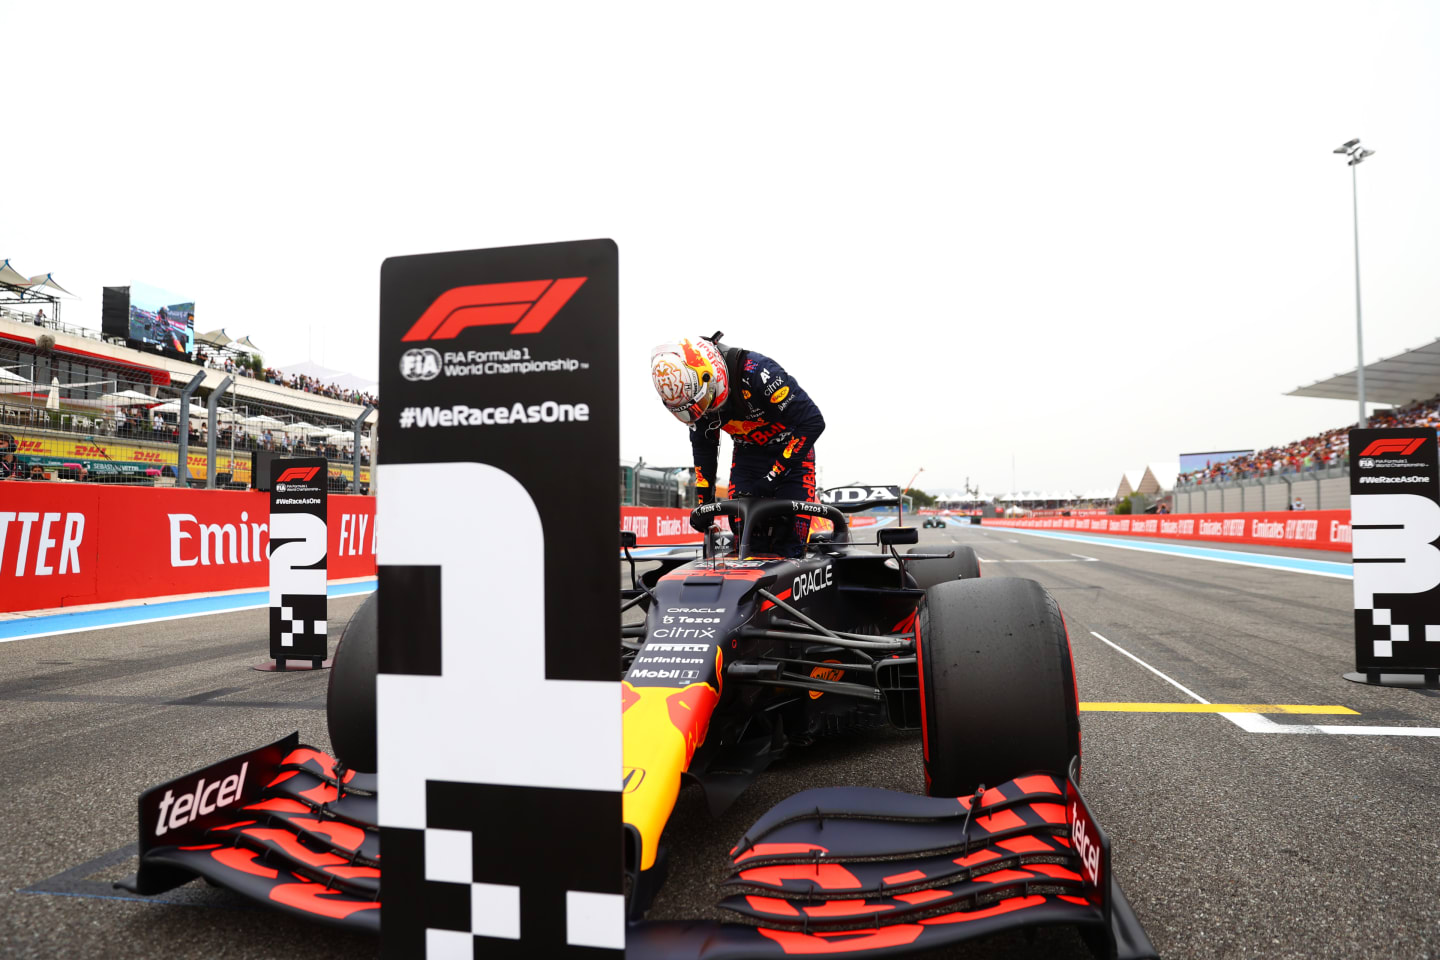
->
<box><xmin>650</xmin><ymin>333</ymin><xmax>825</xmax><ymax>557</ymax></box>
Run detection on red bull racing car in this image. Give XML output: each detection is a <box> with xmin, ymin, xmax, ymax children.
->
<box><xmin>119</xmin><ymin>486</ymin><xmax>1156</xmax><ymax>958</ymax></box>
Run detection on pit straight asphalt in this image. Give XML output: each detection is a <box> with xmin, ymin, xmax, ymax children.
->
<box><xmin>2</xmin><ymin>524</ymin><xmax>1437</xmax><ymax>959</ymax></box>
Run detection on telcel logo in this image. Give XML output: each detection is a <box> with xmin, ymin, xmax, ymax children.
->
<box><xmin>155</xmin><ymin>762</ymin><xmax>249</xmax><ymax>836</ymax></box>
<box><xmin>1070</xmin><ymin>800</ymin><xmax>1102</xmax><ymax>887</ymax></box>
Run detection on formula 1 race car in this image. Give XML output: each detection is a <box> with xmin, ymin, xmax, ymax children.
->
<box><xmin>921</xmin><ymin>516</ymin><xmax>946</xmax><ymax>528</ymax></box>
<box><xmin>119</xmin><ymin>486</ymin><xmax>1156</xmax><ymax>959</ymax></box>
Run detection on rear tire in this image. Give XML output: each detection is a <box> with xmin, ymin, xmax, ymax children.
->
<box><xmin>327</xmin><ymin>591</ymin><xmax>378</xmax><ymax>772</ymax></box>
<box><xmin>917</xmin><ymin>577</ymin><xmax>1079</xmax><ymax>796</ymax></box>
<box><xmin>906</xmin><ymin>545</ymin><xmax>980</xmax><ymax>590</ymax></box>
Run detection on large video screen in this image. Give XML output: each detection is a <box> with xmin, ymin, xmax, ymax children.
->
<box><xmin>128</xmin><ymin>282</ymin><xmax>195</xmax><ymax>354</ymax></box>
<box><xmin>1179</xmin><ymin>449</ymin><xmax>1254</xmax><ymax>474</ymax></box>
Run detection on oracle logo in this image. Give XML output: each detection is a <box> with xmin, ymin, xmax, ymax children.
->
<box><xmin>401</xmin><ymin>277</ymin><xmax>587</xmax><ymax>342</ymax></box>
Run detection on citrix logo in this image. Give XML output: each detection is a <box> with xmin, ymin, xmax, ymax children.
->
<box><xmin>154</xmin><ymin>762</ymin><xmax>249</xmax><ymax>836</ymax></box>
<box><xmin>402</xmin><ymin>277</ymin><xmax>587</xmax><ymax>341</ymax></box>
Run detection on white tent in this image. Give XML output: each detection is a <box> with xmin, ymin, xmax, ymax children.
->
<box><xmin>101</xmin><ymin>389</ymin><xmax>157</xmax><ymax>405</ymax></box>
<box><xmin>243</xmin><ymin>414</ymin><xmax>284</xmax><ymax>426</ymax></box>
<box><xmin>0</xmin><ymin>367</ymin><xmax>33</xmax><ymax>395</ymax></box>
<box><xmin>153</xmin><ymin>398</ymin><xmax>211</xmax><ymax>419</ymax></box>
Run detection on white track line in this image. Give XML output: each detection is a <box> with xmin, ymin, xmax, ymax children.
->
<box><xmin>1088</xmin><ymin>631</ymin><xmax>1440</xmax><ymax>737</ymax></box>
<box><xmin>1089</xmin><ymin>631</ymin><xmax>1211</xmax><ymax>704</ymax></box>
<box><xmin>975</xmin><ymin>558</ymin><xmax>1097</xmax><ymax>563</ymax></box>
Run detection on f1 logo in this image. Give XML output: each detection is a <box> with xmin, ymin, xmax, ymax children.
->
<box><xmin>401</xmin><ymin>277</ymin><xmax>587</xmax><ymax>342</ymax></box>
<box><xmin>275</xmin><ymin>466</ymin><xmax>320</xmax><ymax>483</ymax></box>
<box><xmin>1360</xmin><ymin>438</ymin><xmax>1426</xmax><ymax>457</ymax></box>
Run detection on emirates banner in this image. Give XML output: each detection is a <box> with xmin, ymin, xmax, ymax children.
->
<box><xmin>0</xmin><ymin>485</ymin><xmax>375</xmax><ymax>614</ymax></box>
<box><xmin>268</xmin><ymin>458</ymin><xmax>329</xmax><ymax>665</ymax></box>
<box><xmin>377</xmin><ymin>240</ymin><xmax>622</xmax><ymax>956</ymax></box>
<box><xmin>986</xmin><ymin>509</ymin><xmax>1353</xmax><ymax>552</ymax></box>
<box><xmin>1349</xmin><ymin>428</ymin><xmax>1440</xmax><ymax>677</ymax></box>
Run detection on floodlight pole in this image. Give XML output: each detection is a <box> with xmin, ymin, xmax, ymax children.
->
<box><xmin>175</xmin><ymin>376</ymin><xmax>202</xmax><ymax>487</ymax></box>
<box><xmin>1350</xmin><ymin>160</ymin><xmax>1366</xmax><ymax>429</ymax></box>
<box><xmin>1334</xmin><ymin>139</ymin><xmax>1373</xmax><ymax>428</ymax></box>
<box><xmin>353</xmin><ymin>404</ymin><xmax>374</xmax><ymax>495</ymax></box>
<box><xmin>206</xmin><ymin>376</ymin><xmax>233</xmax><ymax>489</ymax></box>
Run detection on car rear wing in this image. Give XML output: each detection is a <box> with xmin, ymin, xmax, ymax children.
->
<box><xmin>819</xmin><ymin>484</ymin><xmax>902</xmax><ymax>513</ymax></box>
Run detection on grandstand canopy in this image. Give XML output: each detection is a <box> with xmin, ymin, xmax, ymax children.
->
<box><xmin>0</xmin><ymin>260</ymin><xmax>30</xmax><ymax>287</ymax></box>
<box><xmin>196</xmin><ymin>329</ymin><xmax>232</xmax><ymax>348</ymax></box>
<box><xmin>1287</xmin><ymin>337</ymin><xmax>1440</xmax><ymax>407</ymax></box>
<box><xmin>26</xmin><ymin>273</ymin><xmax>74</xmax><ymax>296</ymax></box>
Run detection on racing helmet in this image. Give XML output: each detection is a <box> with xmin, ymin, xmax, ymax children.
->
<box><xmin>650</xmin><ymin>337</ymin><xmax>730</xmax><ymax>423</ymax></box>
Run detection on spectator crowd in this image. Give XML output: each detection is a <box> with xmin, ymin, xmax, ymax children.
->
<box><xmin>191</xmin><ymin>350</ymin><xmax>377</xmax><ymax>408</ymax></box>
<box><xmin>1179</xmin><ymin>392</ymin><xmax>1440</xmax><ymax>486</ymax></box>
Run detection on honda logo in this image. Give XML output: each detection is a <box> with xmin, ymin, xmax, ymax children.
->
<box><xmin>401</xmin><ymin>277</ymin><xmax>587</xmax><ymax>342</ymax></box>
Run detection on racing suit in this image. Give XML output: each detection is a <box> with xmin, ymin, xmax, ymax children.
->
<box><xmin>691</xmin><ymin>346</ymin><xmax>825</xmax><ymax>556</ymax></box>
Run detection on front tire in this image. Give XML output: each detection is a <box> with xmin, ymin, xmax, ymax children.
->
<box><xmin>906</xmin><ymin>546</ymin><xmax>981</xmax><ymax>590</ymax></box>
<box><xmin>917</xmin><ymin>577</ymin><xmax>1079</xmax><ymax>796</ymax></box>
<box><xmin>327</xmin><ymin>591</ymin><xmax>378</xmax><ymax>772</ymax></box>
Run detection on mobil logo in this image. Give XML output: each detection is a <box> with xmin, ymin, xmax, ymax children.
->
<box><xmin>402</xmin><ymin>277</ymin><xmax>588</xmax><ymax>342</ymax></box>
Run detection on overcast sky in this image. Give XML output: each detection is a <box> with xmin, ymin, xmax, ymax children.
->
<box><xmin>7</xmin><ymin>2</ymin><xmax>1438</xmax><ymax>495</ymax></box>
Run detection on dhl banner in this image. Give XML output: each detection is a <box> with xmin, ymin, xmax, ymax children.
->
<box><xmin>0</xmin><ymin>485</ymin><xmax>376</xmax><ymax>613</ymax></box>
<box><xmin>984</xmin><ymin>509</ymin><xmax>1352</xmax><ymax>553</ymax></box>
<box><xmin>3</xmin><ymin>428</ymin><xmax>371</xmax><ymax>485</ymax></box>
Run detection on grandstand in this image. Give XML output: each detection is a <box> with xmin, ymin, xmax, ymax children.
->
<box><xmin>0</xmin><ymin>309</ymin><xmax>377</xmax><ymax>490</ymax></box>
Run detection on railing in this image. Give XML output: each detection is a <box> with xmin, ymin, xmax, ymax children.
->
<box><xmin>1171</xmin><ymin>464</ymin><xmax>1350</xmax><ymax>514</ymax></box>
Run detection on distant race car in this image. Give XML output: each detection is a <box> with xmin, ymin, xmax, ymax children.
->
<box><xmin>119</xmin><ymin>484</ymin><xmax>1156</xmax><ymax>959</ymax></box>
<box><xmin>922</xmin><ymin>515</ymin><xmax>946</xmax><ymax>528</ymax></box>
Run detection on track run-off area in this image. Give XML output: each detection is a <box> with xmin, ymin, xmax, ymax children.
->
<box><xmin>2</xmin><ymin>521</ymin><xmax>1437</xmax><ymax>959</ymax></box>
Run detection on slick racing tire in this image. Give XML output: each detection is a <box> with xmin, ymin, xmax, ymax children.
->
<box><xmin>917</xmin><ymin>577</ymin><xmax>1079</xmax><ymax>797</ymax></box>
<box><xmin>905</xmin><ymin>546</ymin><xmax>981</xmax><ymax>590</ymax></box>
<box><xmin>327</xmin><ymin>591</ymin><xmax>378</xmax><ymax>772</ymax></box>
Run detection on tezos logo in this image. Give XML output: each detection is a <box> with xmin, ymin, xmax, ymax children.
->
<box><xmin>401</xmin><ymin>348</ymin><xmax>442</xmax><ymax>381</ymax></box>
